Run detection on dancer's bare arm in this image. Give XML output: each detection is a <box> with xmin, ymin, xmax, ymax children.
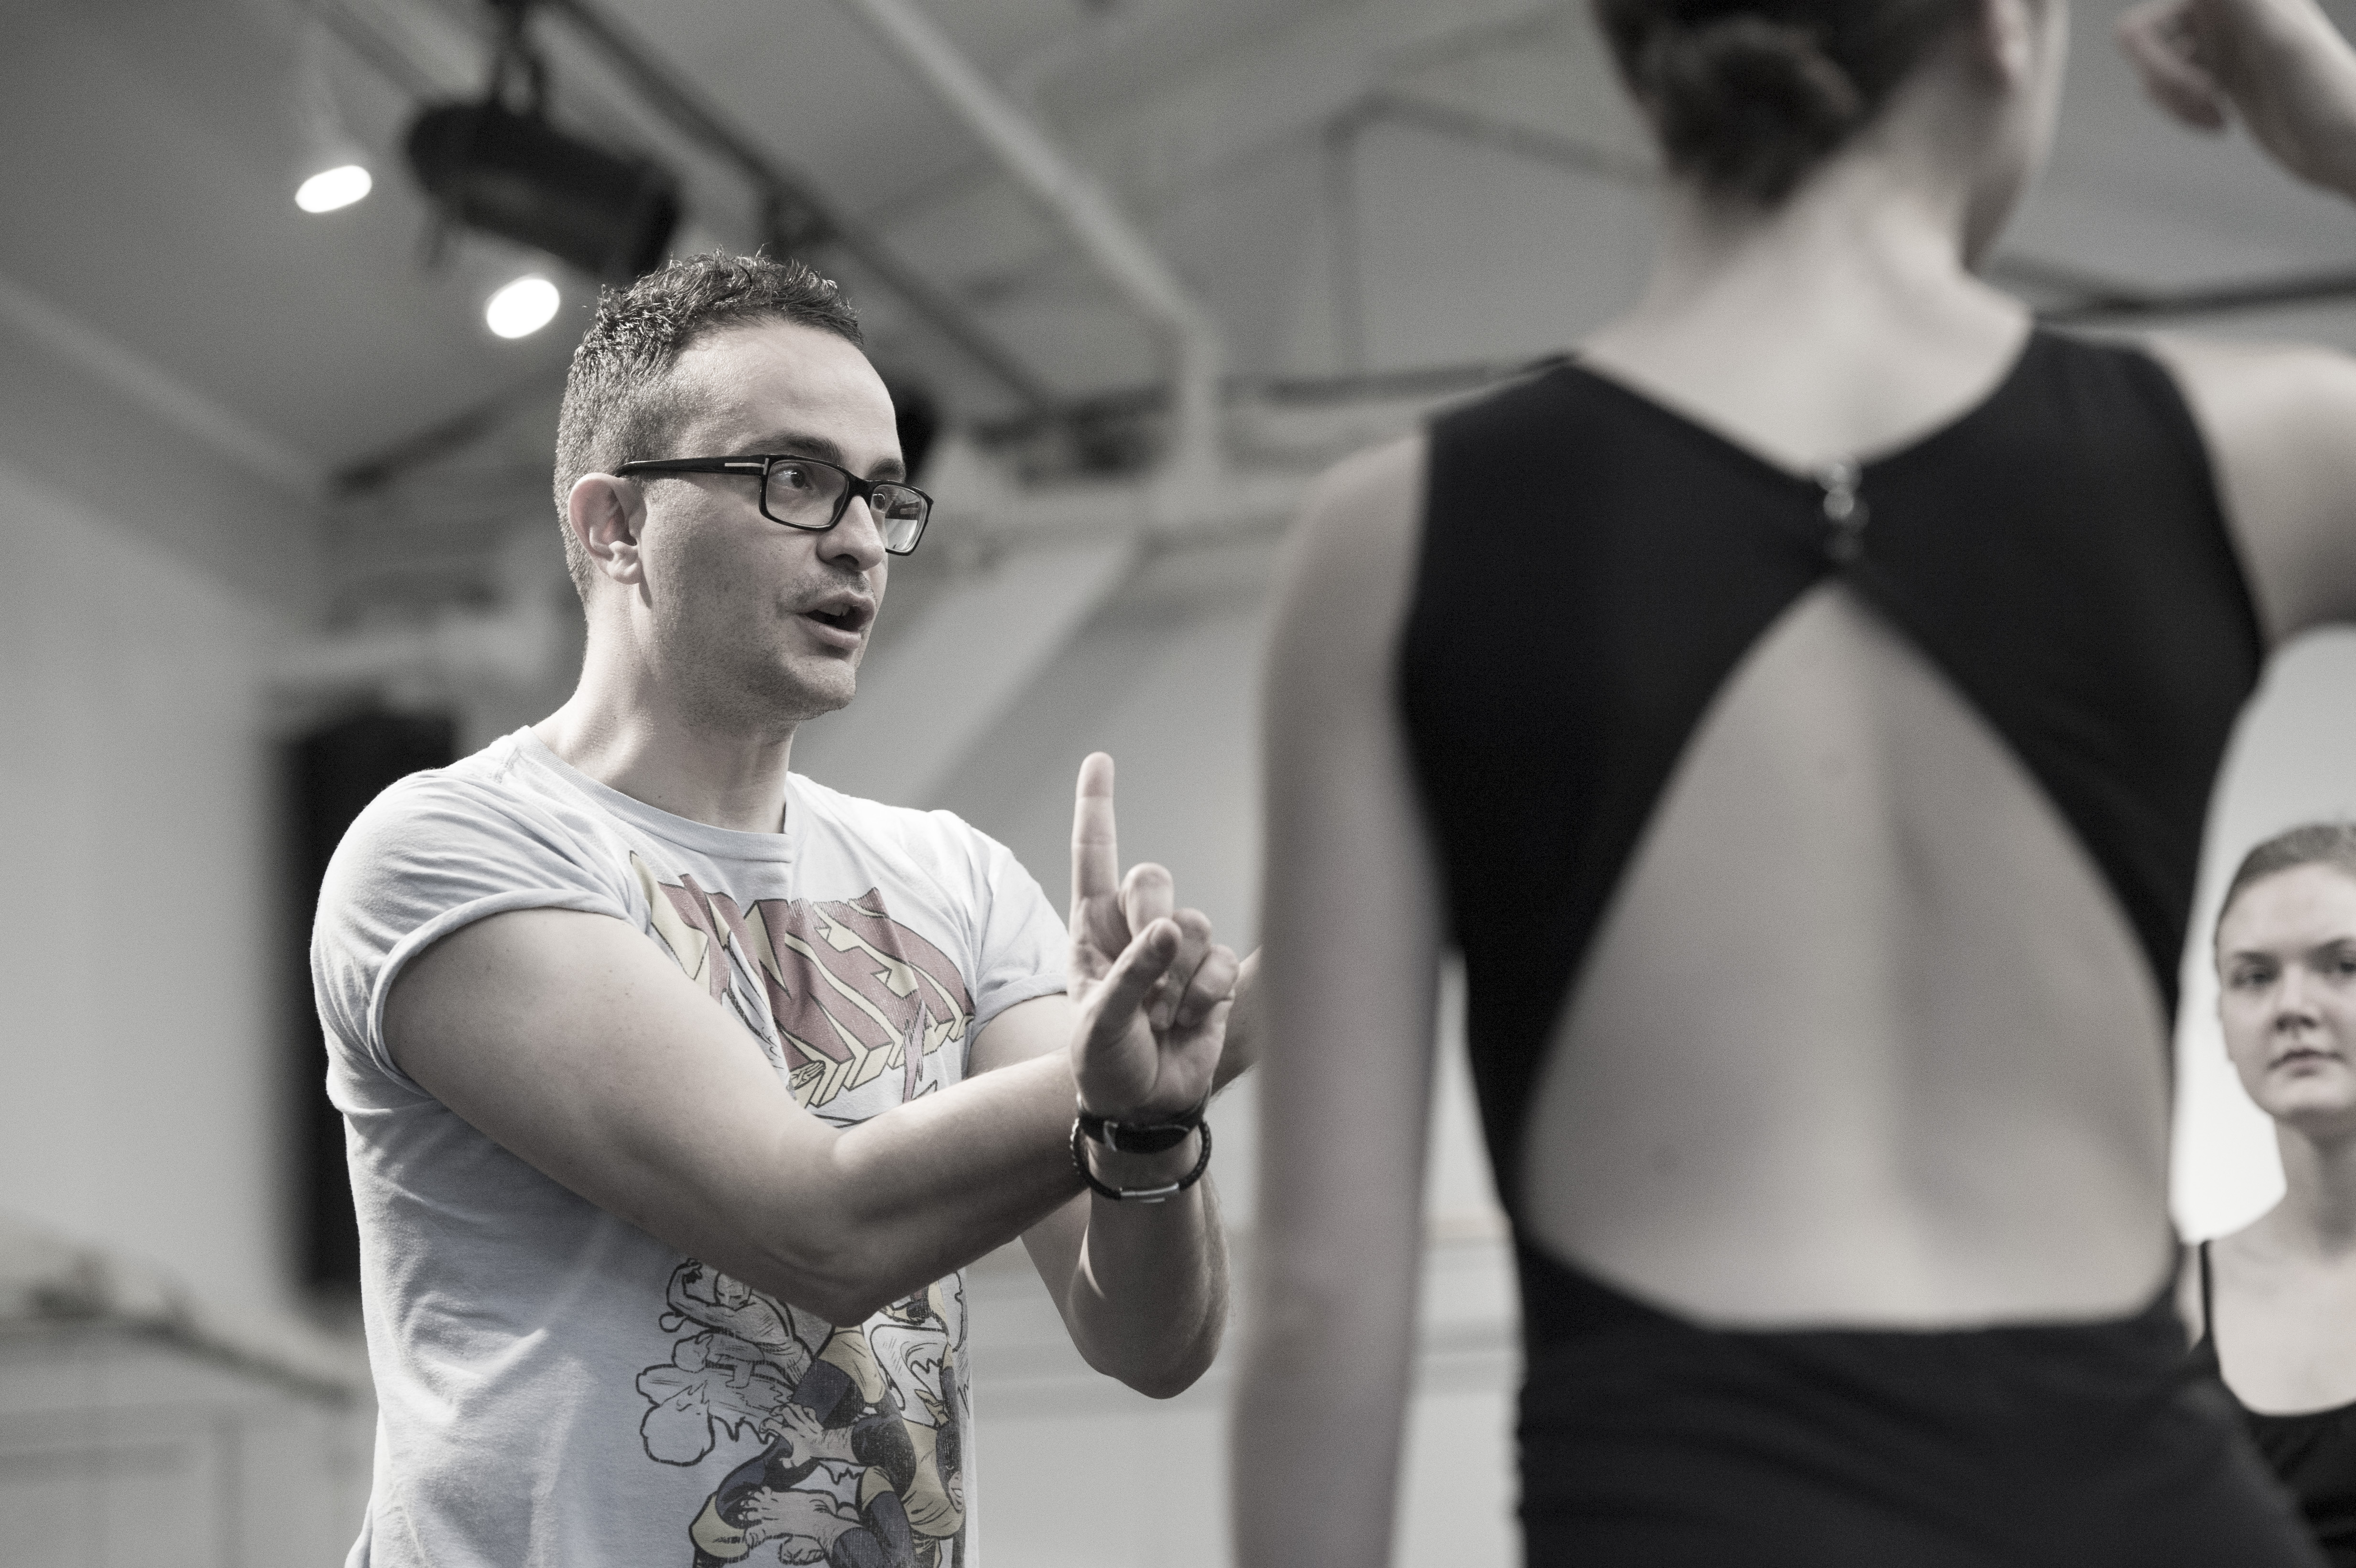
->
<box><xmin>1232</xmin><ymin>436</ymin><xmax>1447</xmax><ymax>1568</ymax></box>
<box><xmin>970</xmin><ymin>755</ymin><xmax>1239</xmax><ymax>1398</ymax></box>
<box><xmin>2120</xmin><ymin>0</ymin><xmax>2356</xmax><ymax>636</ymax></box>
<box><xmin>384</xmin><ymin>760</ymin><xmax>1231</xmax><ymax>1329</ymax></box>
<box><xmin>2118</xmin><ymin>0</ymin><xmax>2356</xmax><ymax>183</ymax></box>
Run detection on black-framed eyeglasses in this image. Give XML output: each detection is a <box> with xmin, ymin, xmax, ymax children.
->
<box><xmin>614</xmin><ymin>454</ymin><xmax>933</xmax><ymax>555</ymax></box>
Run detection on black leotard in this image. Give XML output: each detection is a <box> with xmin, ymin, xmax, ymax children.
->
<box><xmin>1405</xmin><ymin>328</ymin><xmax>2260</xmax><ymax>1194</ymax></box>
<box><xmin>1400</xmin><ymin>329</ymin><xmax>2318</xmax><ymax>1565</ymax></box>
<box><xmin>2195</xmin><ymin>1240</ymin><xmax>2356</xmax><ymax>1564</ymax></box>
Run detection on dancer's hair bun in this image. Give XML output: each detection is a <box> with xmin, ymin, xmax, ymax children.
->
<box><xmin>1595</xmin><ymin>0</ymin><xmax>1971</xmax><ymax>206</ymax></box>
<box><xmin>1638</xmin><ymin>17</ymin><xmax>1864</xmax><ymax>202</ymax></box>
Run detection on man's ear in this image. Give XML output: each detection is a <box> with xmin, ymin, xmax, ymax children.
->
<box><xmin>568</xmin><ymin>474</ymin><xmax>646</xmax><ymax>588</ymax></box>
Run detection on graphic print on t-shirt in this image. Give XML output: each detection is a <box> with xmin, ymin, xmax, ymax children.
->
<box><xmin>628</xmin><ymin>857</ymin><xmax>974</xmax><ymax>1567</ymax></box>
<box><xmin>641</xmin><ymin>1261</ymin><xmax>966</xmax><ymax>1568</ymax></box>
<box><xmin>632</xmin><ymin>853</ymin><xmax>977</xmax><ymax>1115</ymax></box>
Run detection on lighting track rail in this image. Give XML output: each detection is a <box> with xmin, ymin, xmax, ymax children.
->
<box><xmin>313</xmin><ymin>0</ymin><xmax>1057</xmax><ymax>422</ymax></box>
<box><xmin>531</xmin><ymin>0</ymin><xmax>1058</xmax><ymax>415</ymax></box>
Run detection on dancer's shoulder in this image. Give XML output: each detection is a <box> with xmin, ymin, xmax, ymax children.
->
<box><xmin>1271</xmin><ymin>434</ymin><xmax>1428</xmax><ymax>682</ymax></box>
<box><xmin>2147</xmin><ymin>333</ymin><xmax>2356</xmax><ymax>640</ymax></box>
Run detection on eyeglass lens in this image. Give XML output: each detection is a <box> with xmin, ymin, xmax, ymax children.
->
<box><xmin>765</xmin><ymin>460</ymin><xmax>927</xmax><ymax>552</ymax></box>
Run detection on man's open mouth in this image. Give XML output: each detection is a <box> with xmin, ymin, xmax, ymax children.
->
<box><xmin>805</xmin><ymin>598</ymin><xmax>874</xmax><ymax>633</ymax></box>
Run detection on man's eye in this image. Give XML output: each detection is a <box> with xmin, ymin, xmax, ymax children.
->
<box><xmin>774</xmin><ymin>464</ymin><xmax>816</xmax><ymax>491</ymax></box>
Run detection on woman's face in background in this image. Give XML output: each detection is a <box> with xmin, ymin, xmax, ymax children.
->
<box><xmin>2217</xmin><ymin>863</ymin><xmax>2356</xmax><ymax>1137</ymax></box>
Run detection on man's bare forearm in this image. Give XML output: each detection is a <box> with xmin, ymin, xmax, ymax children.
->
<box><xmin>390</xmin><ymin>908</ymin><xmax>1104</xmax><ymax>1327</ymax></box>
<box><xmin>747</xmin><ymin>921</ymin><xmax>1232</xmax><ymax>1321</ymax></box>
<box><xmin>1062</xmin><ymin>1150</ymin><xmax>1229</xmax><ymax>1396</ymax></box>
<box><xmin>782</xmin><ymin>1051</ymin><xmax>1090</xmax><ymax>1318</ymax></box>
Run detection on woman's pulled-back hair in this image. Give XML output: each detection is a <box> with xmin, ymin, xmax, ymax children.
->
<box><xmin>2219</xmin><ymin>822</ymin><xmax>2356</xmax><ymax>934</ymax></box>
<box><xmin>1596</xmin><ymin>0</ymin><xmax>1975</xmax><ymax>204</ymax></box>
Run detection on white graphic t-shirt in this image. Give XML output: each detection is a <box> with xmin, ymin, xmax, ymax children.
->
<box><xmin>312</xmin><ymin>729</ymin><xmax>1066</xmax><ymax>1568</ymax></box>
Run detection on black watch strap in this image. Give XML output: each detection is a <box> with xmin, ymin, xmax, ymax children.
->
<box><xmin>1070</xmin><ymin>1119</ymin><xmax>1212</xmax><ymax>1204</ymax></box>
<box><xmin>1075</xmin><ymin>1094</ymin><xmax>1208</xmax><ymax>1154</ymax></box>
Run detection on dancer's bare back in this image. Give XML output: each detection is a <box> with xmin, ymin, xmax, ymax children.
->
<box><xmin>1259</xmin><ymin>305</ymin><xmax>2356</xmax><ymax>1330</ymax></box>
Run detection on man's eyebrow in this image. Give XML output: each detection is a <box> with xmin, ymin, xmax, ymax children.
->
<box><xmin>744</xmin><ymin>431</ymin><xmax>907</xmax><ymax>483</ymax></box>
<box><xmin>745</xmin><ymin>431</ymin><xmax>847</xmax><ymax>465</ymax></box>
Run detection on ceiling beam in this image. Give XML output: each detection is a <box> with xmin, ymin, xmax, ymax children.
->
<box><xmin>874</xmin><ymin>0</ymin><xmax>1583</xmax><ymax>268</ymax></box>
<box><xmin>836</xmin><ymin>0</ymin><xmax>1227</xmax><ymax>480</ymax></box>
<box><xmin>534</xmin><ymin>0</ymin><xmax>1062</xmax><ymax>415</ymax></box>
<box><xmin>0</xmin><ymin>268</ymin><xmax>320</xmax><ymax>498</ymax></box>
<box><xmin>1070</xmin><ymin>0</ymin><xmax>1585</xmax><ymax>203</ymax></box>
<box><xmin>315</xmin><ymin>0</ymin><xmax>1064</xmax><ymax>416</ymax></box>
<box><xmin>1342</xmin><ymin>90</ymin><xmax>1653</xmax><ymax>187</ymax></box>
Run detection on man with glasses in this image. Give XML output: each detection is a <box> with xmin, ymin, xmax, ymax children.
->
<box><xmin>311</xmin><ymin>252</ymin><xmax>1242</xmax><ymax>1568</ymax></box>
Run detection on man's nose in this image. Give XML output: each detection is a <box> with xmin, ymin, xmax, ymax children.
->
<box><xmin>825</xmin><ymin>496</ymin><xmax>889</xmax><ymax>568</ymax></box>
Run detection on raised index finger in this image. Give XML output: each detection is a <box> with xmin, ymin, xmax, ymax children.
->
<box><xmin>1071</xmin><ymin>751</ymin><xmax>1121</xmax><ymax>913</ymax></box>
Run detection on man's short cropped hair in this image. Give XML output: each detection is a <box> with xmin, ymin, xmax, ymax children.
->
<box><xmin>552</xmin><ymin>251</ymin><xmax>864</xmax><ymax>599</ymax></box>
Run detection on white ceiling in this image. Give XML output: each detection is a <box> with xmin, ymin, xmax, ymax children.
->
<box><xmin>9</xmin><ymin>0</ymin><xmax>2356</xmax><ymax>612</ymax></box>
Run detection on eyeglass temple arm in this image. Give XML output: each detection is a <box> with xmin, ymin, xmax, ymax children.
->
<box><xmin>615</xmin><ymin>457</ymin><xmax>768</xmax><ymax>476</ymax></box>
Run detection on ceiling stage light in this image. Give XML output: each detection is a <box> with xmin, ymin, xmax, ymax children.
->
<box><xmin>405</xmin><ymin>100</ymin><xmax>680</xmax><ymax>284</ymax></box>
<box><xmin>296</xmin><ymin>163</ymin><xmax>373</xmax><ymax>214</ymax></box>
<box><xmin>485</xmin><ymin>275</ymin><xmax>560</xmax><ymax>338</ymax></box>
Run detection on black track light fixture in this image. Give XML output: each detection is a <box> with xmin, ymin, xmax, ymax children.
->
<box><xmin>404</xmin><ymin>0</ymin><xmax>680</xmax><ymax>285</ymax></box>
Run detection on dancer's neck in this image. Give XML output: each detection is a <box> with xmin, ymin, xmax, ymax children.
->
<box><xmin>2264</xmin><ymin>1126</ymin><xmax>2356</xmax><ymax>1260</ymax></box>
<box><xmin>1579</xmin><ymin>147</ymin><xmax>2027</xmax><ymax>474</ymax></box>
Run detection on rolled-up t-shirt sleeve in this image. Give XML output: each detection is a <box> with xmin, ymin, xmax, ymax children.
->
<box><xmin>963</xmin><ymin>825</ymin><xmax>1069</xmax><ymax>1036</ymax></box>
<box><xmin>312</xmin><ymin>773</ymin><xmax>635</xmax><ymax>1093</ymax></box>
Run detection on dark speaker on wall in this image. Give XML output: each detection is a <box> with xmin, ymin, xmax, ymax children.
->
<box><xmin>285</xmin><ymin>708</ymin><xmax>458</xmax><ymax>1296</ymax></box>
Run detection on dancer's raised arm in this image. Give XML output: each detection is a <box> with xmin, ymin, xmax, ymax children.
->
<box><xmin>2120</xmin><ymin>0</ymin><xmax>2356</xmax><ymax>640</ymax></box>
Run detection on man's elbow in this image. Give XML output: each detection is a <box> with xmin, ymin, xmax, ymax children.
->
<box><xmin>736</xmin><ymin>1222</ymin><xmax>901</xmax><ymax>1326</ymax></box>
<box><xmin>1085</xmin><ymin>1309</ymin><xmax>1226</xmax><ymax>1400</ymax></box>
<box><xmin>725</xmin><ymin>1137</ymin><xmax>916</xmax><ymax>1324</ymax></box>
<box><xmin>1122</xmin><ymin>1356</ymin><xmax>1212</xmax><ymax>1401</ymax></box>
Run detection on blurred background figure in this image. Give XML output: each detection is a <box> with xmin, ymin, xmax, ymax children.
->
<box><xmin>11</xmin><ymin>0</ymin><xmax>2356</xmax><ymax>1562</ymax></box>
<box><xmin>2191</xmin><ymin>821</ymin><xmax>2356</xmax><ymax>1567</ymax></box>
<box><xmin>1238</xmin><ymin>0</ymin><xmax>2356</xmax><ymax>1558</ymax></box>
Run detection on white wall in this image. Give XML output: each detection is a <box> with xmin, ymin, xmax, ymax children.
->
<box><xmin>0</xmin><ymin>456</ymin><xmax>294</xmax><ymax>1328</ymax></box>
<box><xmin>2174</xmin><ymin>630</ymin><xmax>2356</xmax><ymax>1240</ymax></box>
<box><xmin>0</xmin><ymin>1324</ymin><xmax>370</xmax><ymax>1568</ymax></box>
<box><xmin>0</xmin><ymin>450</ymin><xmax>377</xmax><ymax>1560</ymax></box>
